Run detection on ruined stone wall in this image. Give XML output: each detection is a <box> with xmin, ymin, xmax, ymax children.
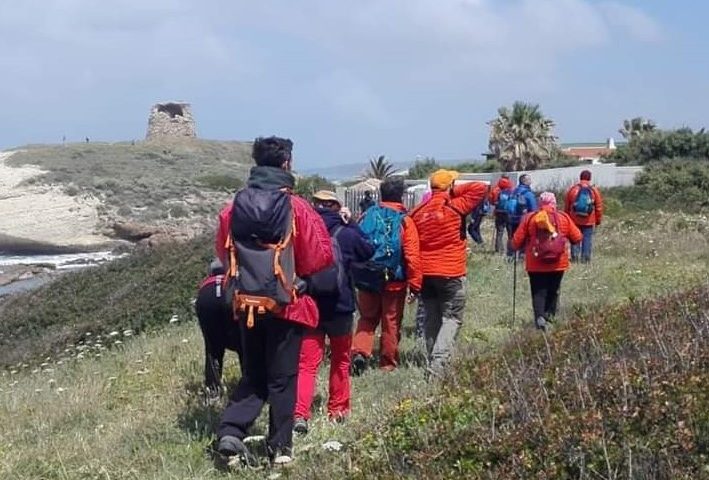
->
<box><xmin>146</xmin><ymin>102</ymin><xmax>196</xmax><ymax>140</ymax></box>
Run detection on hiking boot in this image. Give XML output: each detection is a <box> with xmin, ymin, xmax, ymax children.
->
<box><xmin>329</xmin><ymin>412</ymin><xmax>348</xmax><ymax>424</ymax></box>
<box><xmin>351</xmin><ymin>353</ymin><xmax>367</xmax><ymax>376</ymax></box>
<box><xmin>270</xmin><ymin>447</ymin><xmax>294</xmax><ymax>467</ymax></box>
<box><xmin>217</xmin><ymin>435</ymin><xmax>256</xmax><ymax>467</ymax></box>
<box><xmin>535</xmin><ymin>316</ymin><xmax>547</xmax><ymax>332</ymax></box>
<box><xmin>293</xmin><ymin>417</ymin><xmax>308</xmax><ymax>436</ymax></box>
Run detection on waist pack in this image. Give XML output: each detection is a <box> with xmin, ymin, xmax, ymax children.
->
<box><xmin>224</xmin><ymin>187</ymin><xmax>297</xmax><ymax>328</ymax></box>
<box><xmin>531</xmin><ymin>212</ymin><xmax>567</xmax><ymax>264</ymax></box>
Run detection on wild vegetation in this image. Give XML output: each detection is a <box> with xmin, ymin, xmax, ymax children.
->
<box><xmin>606</xmin><ymin>127</ymin><xmax>709</xmax><ymax>166</ymax></box>
<box><xmin>0</xmin><ymin>237</ymin><xmax>211</xmax><ymax>369</ymax></box>
<box><xmin>0</xmin><ymin>204</ymin><xmax>707</xmax><ymax>479</ymax></box>
<box><xmin>8</xmin><ymin>141</ymin><xmax>252</xmax><ymax>224</ymax></box>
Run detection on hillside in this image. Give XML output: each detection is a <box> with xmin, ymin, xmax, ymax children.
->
<box><xmin>0</xmin><ymin>210</ymin><xmax>707</xmax><ymax>479</ymax></box>
<box><xmin>0</xmin><ymin>140</ymin><xmax>252</xmax><ymax>250</ymax></box>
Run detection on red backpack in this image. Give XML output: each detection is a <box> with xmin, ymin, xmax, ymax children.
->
<box><xmin>531</xmin><ymin>212</ymin><xmax>567</xmax><ymax>264</ymax></box>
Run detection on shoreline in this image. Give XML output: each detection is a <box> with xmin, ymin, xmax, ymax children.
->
<box><xmin>0</xmin><ymin>233</ymin><xmax>121</xmax><ymax>256</ymax></box>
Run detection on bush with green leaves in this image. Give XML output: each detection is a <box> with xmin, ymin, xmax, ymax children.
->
<box><xmin>603</xmin><ymin>158</ymin><xmax>709</xmax><ymax>213</ymax></box>
<box><xmin>607</xmin><ymin>127</ymin><xmax>709</xmax><ymax>165</ymax></box>
<box><xmin>294</xmin><ymin>174</ymin><xmax>335</xmax><ymax>197</ymax></box>
<box><xmin>408</xmin><ymin>157</ymin><xmax>440</xmax><ymax>179</ymax></box>
<box><xmin>0</xmin><ymin>237</ymin><xmax>212</xmax><ymax>368</ymax></box>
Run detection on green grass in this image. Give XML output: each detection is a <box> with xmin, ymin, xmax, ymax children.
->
<box><xmin>7</xmin><ymin>140</ymin><xmax>252</xmax><ymax>223</ymax></box>
<box><xmin>0</xmin><ymin>212</ymin><xmax>707</xmax><ymax>479</ymax></box>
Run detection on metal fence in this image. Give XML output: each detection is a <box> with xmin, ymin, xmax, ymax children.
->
<box><xmin>342</xmin><ymin>189</ymin><xmax>418</xmax><ymax>214</ymax></box>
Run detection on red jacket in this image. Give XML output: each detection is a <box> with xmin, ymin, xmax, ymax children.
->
<box><xmin>511</xmin><ymin>206</ymin><xmax>582</xmax><ymax>273</ymax></box>
<box><xmin>411</xmin><ymin>182</ymin><xmax>488</xmax><ymax>278</ymax></box>
<box><xmin>490</xmin><ymin>177</ymin><xmax>514</xmax><ymax>211</ymax></box>
<box><xmin>565</xmin><ymin>181</ymin><xmax>604</xmax><ymax>226</ymax></box>
<box><xmin>215</xmin><ymin>195</ymin><xmax>334</xmax><ymax>328</ymax></box>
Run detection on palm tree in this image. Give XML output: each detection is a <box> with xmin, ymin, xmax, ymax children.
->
<box><xmin>364</xmin><ymin>154</ymin><xmax>396</xmax><ymax>179</ymax></box>
<box><xmin>619</xmin><ymin>117</ymin><xmax>657</xmax><ymax>139</ymax></box>
<box><xmin>488</xmin><ymin>102</ymin><xmax>557</xmax><ymax>172</ymax></box>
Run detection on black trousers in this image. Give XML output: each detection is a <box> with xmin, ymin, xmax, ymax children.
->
<box><xmin>195</xmin><ymin>283</ymin><xmax>241</xmax><ymax>390</ymax></box>
<box><xmin>494</xmin><ymin>213</ymin><xmax>508</xmax><ymax>253</ymax></box>
<box><xmin>528</xmin><ymin>271</ymin><xmax>564</xmax><ymax>321</ymax></box>
<box><xmin>217</xmin><ymin>316</ymin><xmax>303</xmax><ymax>451</ymax></box>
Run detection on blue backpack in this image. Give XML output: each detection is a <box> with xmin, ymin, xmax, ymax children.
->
<box><xmin>354</xmin><ymin>205</ymin><xmax>406</xmax><ymax>290</ymax></box>
<box><xmin>573</xmin><ymin>185</ymin><xmax>595</xmax><ymax>216</ymax></box>
<box><xmin>496</xmin><ymin>188</ymin><xmax>513</xmax><ymax>214</ymax></box>
<box><xmin>506</xmin><ymin>189</ymin><xmax>529</xmax><ymax>217</ymax></box>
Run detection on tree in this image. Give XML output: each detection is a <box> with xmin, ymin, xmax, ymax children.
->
<box><xmin>408</xmin><ymin>157</ymin><xmax>440</xmax><ymax>179</ymax></box>
<box><xmin>364</xmin><ymin>155</ymin><xmax>396</xmax><ymax>179</ymax></box>
<box><xmin>488</xmin><ymin>102</ymin><xmax>558</xmax><ymax>171</ymax></box>
<box><xmin>294</xmin><ymin>174</ymin><xmax>335</xmax><ymax>197</ymax></box>
<box><xmin>619</xmin><ymin>117</ymin><xmax>657</xmax><ymax>140</ymax></box>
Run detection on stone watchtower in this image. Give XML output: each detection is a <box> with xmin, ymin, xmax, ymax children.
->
<box><xmin>145</xmin><ymin>102</ymin><xmax>196</xmax><ymax>140</ymax></box>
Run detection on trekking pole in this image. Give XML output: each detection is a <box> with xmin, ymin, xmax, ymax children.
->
<box><xmin>511</xmin><ymin>254</ymin><xmax>517</xmax><ymax>327</ymax></box>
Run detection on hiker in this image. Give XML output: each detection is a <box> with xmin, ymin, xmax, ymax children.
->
<box><xmin>293</xmin><ymin>191</ymin><xmax>374</xmax><ymax>434</ymax></box>
<box><xmin>350</xmin><ymin>177</ymin><xmax>422</xmax><ymax>374</ymax></box>
<box><xmin>565</xmin><ymin>170</ymin><xmax>604</xmax><ymax>263</ymax></box>
<box><xmin>196</xmin><ymin>259</ymin><xmax>241</xmax><ymax>398</ymax></box>
<box><xmin>467</xmin><ymin>196</ymin><xmax>490</xmax><ymax>245</ymax></box>
<box><xmin>358</xmin><ymin>190</ymin><xmax>375</xmax><ymax>215</ymax></box>
<box><xmin>410</xmin><ymin>170</ymin><xmax>487</xmax><ymax>377</ymax></box>
<box><xmin>506</xmin><ymin>174</ymin><xmax>538</xmax><ymax>260</ymax></box>
<box><xmin>214</xmin><ymin>136</ymin><xmax>334</xmax><ymax>467</ymax></box>
<box><xmin>490</xmin><ymin>174</ymin><xmax>515</xmax><ymax>253</ymax></box>
<box><xmin>511</xmin><ymin>192</ymin><xmax>582</xmax><ymax>331</ymax></box>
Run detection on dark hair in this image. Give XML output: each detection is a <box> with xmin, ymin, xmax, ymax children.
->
<box><xmin>252</xmin><ymin>136</ymin><xmax>293</xmax><ymax>167</ymax></box>
<box><xmin>380</xmin><ymin>177</ymin><xmax>405</xmax><ymax>203</ymax></box>
<box><xmin>519</xmin><ymin>174</ymin><xmax>531</xmax><ymax>185</ymax></box>
<box><xmin>580</xmin><ymin>170</ymin><xmax>592</xmax><ymax>181</ymax></box>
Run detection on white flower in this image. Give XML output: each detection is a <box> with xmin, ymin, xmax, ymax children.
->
<box><xmin>169</xmin><ymin>315</ymin><xmax>179</xmax><ymax>324</ymax></box>
<box><xmin>109</xmin><ymin>331</ymin><xmax>119</xmax><ymax>337</ymax></box>
<box><xmin>322</xmin><ymin>440</ymin><xmax>343</xmax><ymax>452</ymax></box>
<box><xmin>123</xmin><ymin>329</ymin><xmax>134</xmax><ymax>337</ymax></box>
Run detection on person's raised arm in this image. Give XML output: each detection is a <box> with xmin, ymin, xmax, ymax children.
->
<box><xmin>449</xmin><ymin>181</ymin><xmax>488</xmax><ymax>216</ymax></box>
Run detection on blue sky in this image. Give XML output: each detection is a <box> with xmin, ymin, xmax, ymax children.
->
<box><xmin>0</xmin><ymin>0</ymin><xmax>707</xmax><ymax>168</ymax></box>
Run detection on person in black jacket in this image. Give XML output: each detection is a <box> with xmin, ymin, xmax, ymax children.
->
<box><xmin>293</xmin><ymin>190</ymin><xmax>374</xmax><ymax>435</ymax></box>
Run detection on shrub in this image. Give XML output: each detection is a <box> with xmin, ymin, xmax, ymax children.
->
<box><xmin>408</xmin><ymin>157</ymin><xmax>440</xmax><ymax>179</ymax></box>
<box><xmin>196</xmin><ymin>174</ymin><xmax>244</xmax><ymax>192</ymax></box>
<box><xmin>0</xmin><ymin>237</ymin><xmax>211</xmax><ymax>368</ymax></box>
<box><xmin>604</xmin><ymin>158</ymin><xmax>709</xmax><ymax>213</ymax></box>
<box><xmin>356</xmin><ymin>286</ymin><xmax>709</xmax><ymax>479</ymax></box>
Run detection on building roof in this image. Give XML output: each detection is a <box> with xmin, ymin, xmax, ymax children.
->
<box><xmin>562</xmin><ymin>146</ymin><xmax>613</xmax><ymax>159</ymax></box>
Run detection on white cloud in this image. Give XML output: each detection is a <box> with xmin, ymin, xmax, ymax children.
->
<box><xmin>600</xmin><ymin>2</ymin><xmax>664</xmax><ymax>43</ymax></box>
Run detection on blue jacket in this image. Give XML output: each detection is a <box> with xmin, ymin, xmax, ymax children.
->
<box><xmin>316</xmin><ymin>209</ymin><xmax>374</xmax><ymax>316</ymax></box>
<box><xmin>510</xmin><ymin>184</ymin><xmax>538</xmax><ymax>224</ymax></box>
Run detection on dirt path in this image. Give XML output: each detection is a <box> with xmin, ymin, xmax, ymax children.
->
<box><xmin>0</xmin><ymin>151</ymin><xmax>110</xmax><ymax>248</ymax></box>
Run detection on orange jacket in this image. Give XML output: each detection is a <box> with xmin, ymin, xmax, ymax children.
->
<box><xmin>565</xmin><ymin>181</ymin><xmax>604</xmax><ymax>226</ymax></box>
<box><xmin>378</xmin><ymin>201</ymin><xmax>423</xmax><ymax>293</ymax></box>
<box><xmin>490</xmin><ymin>177</ymin><xmax>514</xmax><ymax>211</ymax></box>
<box><xmin>511</xmin><ymin>205</ymin><xmax>583</xmax><ymax>273</ymax></box>
<box><xmin>411</xmin><ymin>182</ymin><xmax>488</xmax><ymax>278</ymax></box>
